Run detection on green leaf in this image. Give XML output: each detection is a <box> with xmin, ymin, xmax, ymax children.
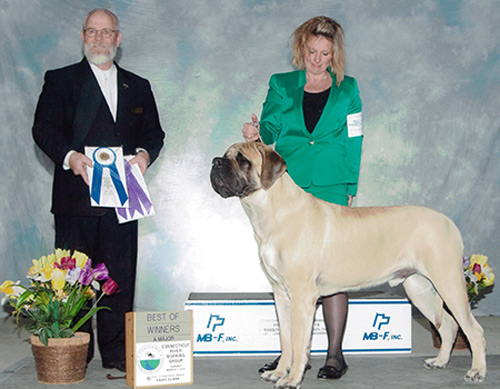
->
<box><xmin>14</xmin><ymin>290</ymin><xmax>34</xmax><ymax>309</ymax></box>
<box><xmin>39</xmin><ymin>329</ymin><xmax>49</xmax><ymax>346</ymax></box>
<box><xmin>59</xmin><ymin>328</ymin><xmax>75</xmax><ymax>339</ymax></box>
<box><xmin>52</xmin><ymin>321</ymin><xmax>60</xmax><ymax>338</ymax></box>
<box><xmin>68</xmin><ymin>295</ymin><xmax>90</xmax><ymax>318</ymax></box>
<box><xmin>72</xmin><ymin>306</ymin><xmax>110</xmax><ymax>332</ymax></box>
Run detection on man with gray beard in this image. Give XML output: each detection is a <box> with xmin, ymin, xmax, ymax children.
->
<box><xmin>32</xmin><ymin>8</ymin><xmax>164</xmax><ymax>372</ymax></box>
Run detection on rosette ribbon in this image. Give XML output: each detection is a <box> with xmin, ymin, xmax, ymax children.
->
<box><xmin>117</xmin><ymin>161</ymin><xmax>153</xmax><ymax>219</ymax></box>
<box><xmin>90</xmin><ymin>147</ymin><xmax>128</xmax><ymax>206</ymax></box>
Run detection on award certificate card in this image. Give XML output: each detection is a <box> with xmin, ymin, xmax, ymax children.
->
<box><xmin>126</xmin><ymin>311</ymin><xmax>193</xmax><ymax>388</ymax></box>
<box><xmin>85</xmin><ymin>146</ymin><xmax>129</xmax><ymax>208</ymax></box>
<box><xmin>116</xmin><ymin>157</ymin><xmax>155</xmax><ymax>224</ymax></box>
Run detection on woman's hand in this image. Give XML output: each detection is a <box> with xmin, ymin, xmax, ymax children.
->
<box><xmin>242</xmin><ymin>113</ymin><xmax>261</xmax><ymax>142</ymax></box>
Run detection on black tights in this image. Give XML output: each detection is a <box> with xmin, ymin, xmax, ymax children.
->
<box><xmin>321</xmin><ymin>292</ymin><xmax>348</xmax><ymax>368</ymax></box>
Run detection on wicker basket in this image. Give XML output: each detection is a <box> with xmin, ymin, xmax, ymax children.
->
<box><xmin>431</xmin><ymin>325</ymin><xmax>470</xmax><ymax>351</ymax></box>
<box><xmin>30</xmin><ymin>332</ymin><xmax>90</xmax><ymax>385</ymax></box>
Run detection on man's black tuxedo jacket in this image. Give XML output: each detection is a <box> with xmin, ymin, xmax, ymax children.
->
<box><xmin>32</xmin><ymin>59</ymin><xmax>165</xmax><ymax>216</ymax></box>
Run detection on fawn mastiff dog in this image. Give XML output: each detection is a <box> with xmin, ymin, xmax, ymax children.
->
<box><xmin>210</xmin><ymin>142</ymin><xmax>486</xmax><ymax>389</ymax></box>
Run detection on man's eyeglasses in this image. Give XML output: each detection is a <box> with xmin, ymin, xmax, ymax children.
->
<box><xmin>84</xmin><ymin>28</ymin><xmax>117</xmax><ymax>38</ymax></box>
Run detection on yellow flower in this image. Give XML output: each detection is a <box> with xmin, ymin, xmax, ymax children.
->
<box><xmin>482</xmin><ymin>266</ymin><xmax>495</xmax><ymax>287</ymax></box>
<box><xmin>84</xmin><ymin>288</ymin><xmax>96</xmax><ymax>299</ymax></box>
<box><xmin>54</xmin><ymin>248</ymin><xmax>71</xmax><ymax>266</ymax></box>
<box><xmin>469</xmin><ymin>254</ymin><xmax>488</xmax><ymax>268</ymax></box>
<box><xmin>40</xmin><ymin>264</ymin><xmax>54</xmax><ymax>282</ymax></box>
<box><xmin>72</xmin><ymin>250</ymin><xmax>89</xmax><ymax>269</ymax></box>
<box><xmin>51</xmin><ymin>268</ymin><xmax>66</xmax><ymax>291</ymax></box>
<box><xmin>55</xmin><ymin>248</ymin><xmax>71</xmax><ymax>260</ymax></box>
<box><xmin>1</xmin><ymin>280</ymin><xmax>24</xmax><ymax>298</ymax></box>
<box><xmin>29</xmin><ymin>254</ymin><xmax>56</xmax><ymax>277</ymax></box>
<box><xmin>54</xmin><ymin>289</ymin><xmax>69</xmax><ymax>300</ymax></box>
<box><xmin>1</xmin><ymin>280</ymin><xmax>15</xmax><ymax>295</ymax></box>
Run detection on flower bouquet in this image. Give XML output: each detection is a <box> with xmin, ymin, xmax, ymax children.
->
<box><xmin>463</xmin><ymin>254</ymin><xmax>495</xmax><ymax>308</ymax></box>
<box><xmin>1</xmin><ymin>248</ymin><xmax>119</xmax><ymax>346</ymax></box>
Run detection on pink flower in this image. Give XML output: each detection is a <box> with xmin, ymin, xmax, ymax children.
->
<box><xmin>92</xmin><ymin>263</ymin><xmax>109</xmax><ymax>281</ymax></box>
<box><xmin>102</xmin><ymin>279</ymin><xmax>119</xmax><ymax>295</ymax></box>
<box><xmin>60</xmin><ymin>256</ymin><xmax>76</xmax><ymax>270</ymax></box>
<box><xmin>472</xmin><ymin>263</ymin><xmax>482</xmax><ymax>274</ymax></box>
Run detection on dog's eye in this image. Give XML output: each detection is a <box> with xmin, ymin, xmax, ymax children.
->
<box><xmin>236</xmin><ymin>153</ymin><xmax>251</xmax><ymax>168</ymax></box>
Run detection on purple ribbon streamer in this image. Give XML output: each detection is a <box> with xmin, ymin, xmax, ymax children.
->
<box><xmin>117</xmin><ymin>161</ymin><xmax>153</xmax><ymax>220</ymax></box>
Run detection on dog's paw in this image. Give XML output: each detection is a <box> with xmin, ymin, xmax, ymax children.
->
<box><xmin>464</xmin><ymin>368</ymin><xmax>486</xmax><ymax>383</ymax></box>
<box><xmin>423</xmin><ymin>357</ymin><xmax>448</xmax><ymax>369</ymax></box>
<box><xmin>273</xmin><ymin>376</ymin><xmax>301</xmax><ymax>389</ymax></box>
<box><xmin>261</xmin><ymin>369</ymin><xmax>285</xmax><ymax>383</ymax></box>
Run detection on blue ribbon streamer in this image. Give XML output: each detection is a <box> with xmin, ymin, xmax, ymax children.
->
<box><xmin>90</xmin><ymin>147</ymin><xmax>128</xmax><ymax>206</ymax></box>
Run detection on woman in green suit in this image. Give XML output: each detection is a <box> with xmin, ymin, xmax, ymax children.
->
<box><xmin>242</xmin><ymin>16</ymin><xmax>362</xmax><ymax>380</ymax></box>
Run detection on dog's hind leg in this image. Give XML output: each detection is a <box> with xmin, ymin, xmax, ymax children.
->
<box><xmin>402</xmin><ymin>274</ymin><xmax>458</xmax><ymax>369</ymax></box>
<box><xmin>431</xmin><ymin>275</ymin><xmax>487</xmax><ymax>382</ymax></box>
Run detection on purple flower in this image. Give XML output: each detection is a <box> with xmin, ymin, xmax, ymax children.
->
<box><xmin>79</xmin><ymin>268</ymin><xmax>94</xmax><ymax>286</ymax></box>
<box><xmin>92</xmin><ymin>263</ymin><xmax>109</xmax><ymax>281</ymax></box>
<box><xmin>66</xmin><ymin>267</ymin><xmax>81</xmax><ymax>286</ymax></box>
<box><xmin>83</xmin><ymin>258</ymin><xmax>92</xmax><ymax>270</ymax></box>
<box><xmin>102</xmin><ymin>279</ymin><xmax>119</xmax><ymax>295</ymax></box>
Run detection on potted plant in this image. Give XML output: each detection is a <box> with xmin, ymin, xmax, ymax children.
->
<box><xmin>1</xmin><ymin>248</ymin><xmax>119</xmax><ymax>384</ymax></box>
<box><xmin>463</xmin><ymin>254</ymin><xmax>495</xmax><ymax>308</ymax></box>
<box><xmin>432</xmin><ymin>254</ymin><xmax>495</xmax><ymax>350</ymax></box>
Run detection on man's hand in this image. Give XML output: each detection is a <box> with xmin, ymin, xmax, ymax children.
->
<box><xmin>129</xmin><ymin>150</ymin><xmax>150</xmax><ymax>175</ymax></box>
<box><xmin>69</xmin><ymin>152</ymin><xmax>93</xmax><ymax>186</ymax></box>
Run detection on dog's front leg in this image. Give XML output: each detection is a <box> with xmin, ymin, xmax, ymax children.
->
<box><xmin>274</xmin><ymin>286</ymin><xmax>318</xmax><ymax>389</ymax></box>
<box><xmin>261</xmin><ymin>286</ymin><xmax>292</xmax><ymax>384</ymax></box>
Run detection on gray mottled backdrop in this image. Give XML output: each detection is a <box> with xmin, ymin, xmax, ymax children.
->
<box><xmin>1</xmin><ymin>0</ymin><xmax>499</xmax><ymax>316</ymax></box>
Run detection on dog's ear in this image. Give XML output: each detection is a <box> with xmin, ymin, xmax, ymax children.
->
<box><xmin>257</xmin><ymin>144</ymin><xmax>287</xmax><ymax>190</ymax></box>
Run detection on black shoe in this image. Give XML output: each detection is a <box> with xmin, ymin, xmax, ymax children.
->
<box><xmin>103</xmin><ymin>360</ymin><xmax>126</xmax><ymax>372</ymax></box>
<box><xmin>258</xmin><ymin>356</ymin><xmax>312</xmax><ymax>374</ymax></box>
<box><xmin>258</xmin><ymin>356</ymin><xmax>280</xmax><ymax>373</ymax></box>
<box><xmin>317</xmin><ymin>360</ymin><xmax>348</xmax><ymax>380</ymax></box>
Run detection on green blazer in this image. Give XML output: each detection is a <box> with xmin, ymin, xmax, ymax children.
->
<box><xmin>260</xmin><ymin>69</ymin><xmax>362</xmax><ymax>198</ymax></box>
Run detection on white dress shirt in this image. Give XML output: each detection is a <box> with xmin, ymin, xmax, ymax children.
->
<box><xmin>63</xmin><ymin>63</ymin><xmax>117</xmax><ymax>170</ymax></box>
<box><xmin>63</xmin><ymin>62</ymin><xmax>149</xmax><ymax>170</ymax></box>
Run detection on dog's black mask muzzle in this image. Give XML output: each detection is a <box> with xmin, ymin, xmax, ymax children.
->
<box><xmin>210</xmin><ymin>157</ymin><xmax>253</xmax><ymax>198</ymax></box>
<box><xmin>210</xmin><ymin>157</ymin><xmax>238</xmax><ymax>198</ymax></box>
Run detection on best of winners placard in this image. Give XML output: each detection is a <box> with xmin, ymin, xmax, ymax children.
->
<box><xmin>126</xmin><ymin>311</ymin><xmax>193</xmax><ymax>388</ymax></box>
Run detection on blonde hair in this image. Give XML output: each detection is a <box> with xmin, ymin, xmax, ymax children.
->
<box><xmin>291</xmin><ymin>16</ymin><xmax>346</xmax><ymax>86</ymax></box>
